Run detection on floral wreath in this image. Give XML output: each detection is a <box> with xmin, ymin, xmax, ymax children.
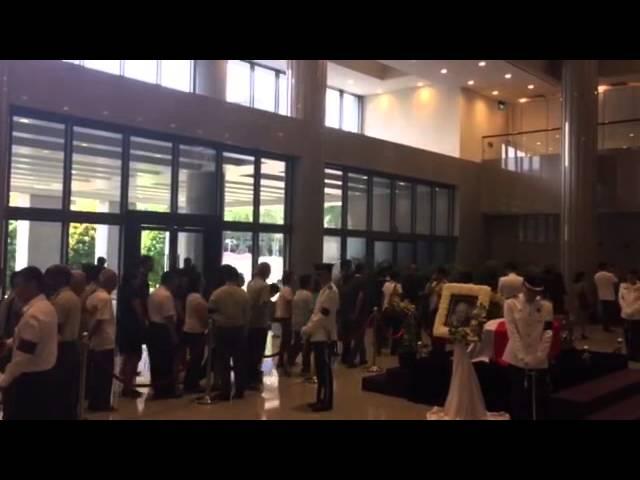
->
<box><xmin>433</xmin><ymin>283</ymin><xmax>492</xmax><ymax>345</ymax></box>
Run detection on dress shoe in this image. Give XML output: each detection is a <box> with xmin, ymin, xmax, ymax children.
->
<box><xmin>232</xmin><ymin>392</ymin><xmax>245</xmax><ymax>400</ymax></box>
<box><xmin>307</xmin><ymin>401</ymin><xmax>320</xmax><ymax>409</ymax></box>
<box><xmin>184</xmin><ymin>386</ymin><xmax>206</xmax><ymax>394</ymax></box>
<box><xmin>311</xmin><ymin>404</ymin><xmax>332</xmax><ymax>412</ymax></box>
<box><xmin>122</xmin><ymin>388</ymin><xmax>143</xmax><ymax>399</ymax></box>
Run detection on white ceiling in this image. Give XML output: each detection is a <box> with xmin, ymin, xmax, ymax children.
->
<box><xmin>328</xmin><ymin>60</ymin><xmax>559</xmax><ymax>102</ymax></box>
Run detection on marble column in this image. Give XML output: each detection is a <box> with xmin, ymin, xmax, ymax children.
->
<box><xmin>194</xmin><ymin>60</ymin><xmax>227</xmax><ymax>101</ymax></box>
<box><xmin>288</xmin><ymin>60</ymin><xmax>327</xmax><ymax>275</ymax></box>
<box><xmin>560</xmin><ymin>60</ymin><xmax>598</xmax><ymax>281</ymax></box>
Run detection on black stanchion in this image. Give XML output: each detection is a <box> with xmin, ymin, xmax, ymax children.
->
<box><xmin>196</xmin><ymin>317</ymin><xmax>215</xmax><ymax>405</ymax></box>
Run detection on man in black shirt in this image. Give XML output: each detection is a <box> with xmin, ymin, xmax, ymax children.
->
<box><xmin>345</xmin><ymin>264</ymin><xmax>370</xmax><ymax>367</ymax></box>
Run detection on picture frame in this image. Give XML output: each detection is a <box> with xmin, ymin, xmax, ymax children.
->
<box><xmin>433</xmin><ymin>283</ymin><xmax>492</xmax><ymax>339</ymax></box>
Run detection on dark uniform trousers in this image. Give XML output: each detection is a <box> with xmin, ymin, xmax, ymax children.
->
<box><xmin>247</xmin><ymin>327</ymin><xmax>269</xmax><ymax>385</ymax></box>
<box><xmin>147</xmin><ymin>322</ymin><xmax>178</xmax><ymax>397</ymax></box>
<box><xmin>182</xmin><ymin>332</ymin><xmax>206</xmax><ymax>391</ymax></box>
<box><xmin>87</xmin><ymin>348</ymin><xmax>115</xmax><ymax>410</ymax></box>
<box><xmin>349</xmin><ymin>314</ymin><xmax>368</xmax><ymax>365</ymax></box>
<box><xmin>289</xmin><ymin>331</ymin><xmax>312</xmax><ymax>372</ymax></box>
<box><xmin>214</xmin><ymin>326</ymin><xmax>247</xmax><ymax>397</ymax></box>
<box><xmin>54</xmin><ymin>341</ymin><xmax>80</xmax><ymax>419</ymax></box>
<box><xmin>3</xmin><ymin>369</ymin><xmax>56</xmax><ymax>420</ymax></box>
<box><xmin>312</xmin><ymin>341</ymin><xmax>333</xmax><ymax>408</ymax></box>
<box><xmin>508</xmin><ymin>365</ymin><xmax>551</xmax><ymax>420</ymax></box>
<box><xmin>600</xmin><ymin>300</ymin><xmax>618</xmax><ymax>330</ymax></box>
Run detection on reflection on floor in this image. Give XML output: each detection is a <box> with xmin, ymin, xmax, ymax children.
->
<box><xmin>87</xmin><ymin>324</ymin><xmax>631</xmax><ymax>420</ymax></box>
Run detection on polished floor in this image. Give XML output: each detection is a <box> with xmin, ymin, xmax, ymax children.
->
<box><xmin>87</xmin><ymin>324</ymin><xmax>629</xmax><ymax>421</ymax></box>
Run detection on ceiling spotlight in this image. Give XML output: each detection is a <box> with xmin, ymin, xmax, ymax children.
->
<box><xmin>478</xmin><ymin>61</ymin><xmax>487</xmax><ymax>67</ymax></box>
<box><xmin>504</xmin><ymin>73</ymin><xmax>512</xmax><ymax>79</ymax></box>
<box><xmin>630</xmin><ymin>133</ymin><xmax>636</xmax><ymax>137</ymax></box>
<box><xmin>536</xmin><ymin>141</ymin><xmax>541</xmax><ymax>145</ymax></box>
<box><xmin>492</xmin><ymin>90</ymin><xmax>499</xmax><ymax>95</ymax></box>
<box><xmin>528</xmin><ymin>84</ymin><xmax>535</xmax><ymax>90</ymax></box>
<box><xmin>467</xmin><ymin>80</ymin><xmax>475</xmax><ymax>85</ymax></box>
<box><xmin>440</xmin><ymin>68</ymin><xmax>448</xmax><ymax>74</ymax></box>
<box><xmin>416</xmin><ymin>82</ymin><xmax>424</xmax><ymax>87</ymax></box>
<box><xmin>518</xmin><ymin>98</ymin><xmax>528</xmax><ymax>103</ymax></box>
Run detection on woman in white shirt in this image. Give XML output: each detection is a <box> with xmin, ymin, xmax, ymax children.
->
<box><xmin>618</xmin><ymin>269</ymin><xmax>640</xmax><ymax>361</ymax></box>
<box><xmin>182</xmin><ymin>272</ymin><xmax>208</xmax><ymax>393</ymax></box>
<box><xmin>274</xmin><ymin>271</ymin><xmax>295</xmax><ymax>376</ymax></box>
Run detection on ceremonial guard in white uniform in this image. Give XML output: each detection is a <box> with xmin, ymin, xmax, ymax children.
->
<box><xmin>618</xmin><ymin>269</ymin><xmax>640</xmax><ymax>361</ymax></box>
<box><xmin>302</xmin><ymin>263</ymin><xmax>339</xmax><ymax>412</ymax></box>
<box><xmin>503</xmin><ymin>274</ymin><xmax>554</xmax><ymax>420</ymax></box>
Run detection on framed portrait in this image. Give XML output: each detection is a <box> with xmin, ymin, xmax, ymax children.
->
<box><xmin>433</xmin><ymin>283</ymin><xmax>491</xmax><ymax>339</ymax></box>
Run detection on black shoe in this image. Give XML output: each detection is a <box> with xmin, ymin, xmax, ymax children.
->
<box><xmin>307</xmin><ymin>401</ymin><xmax>320</xmax><ymax>409</ymax></box>
<box><xmin>311</xmin><ymin>404</ymin><xmax>333</xmax><ymax>412</ymax></box>
<box><xmin>212</xmin><ymin>393</ymin><xmax>232</xmax><ymax>402</ymax></box>
<box><xmin>122</xmin><ymin>388</ymin><xmax>143</xmax><ymax>399</ymax></box>
<box><xmin>184</xmin><ymin>386</ymin><xmax>205</xmax><ymax>394</ymax></box>
<box><xmin>232</xmin><ymin>392</ymin><xmax>245</xmax><ymax>400</ymax></box>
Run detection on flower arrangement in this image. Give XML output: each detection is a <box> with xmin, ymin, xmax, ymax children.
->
<box><xmin>448</xmin><ymin>303</ymin><xmax>488</xmax><ymax>345</ymax></box>
<box><xmin>433</xmin><ymin>283</ymin><xmax>492</xmax><ymax>341</ymax></box>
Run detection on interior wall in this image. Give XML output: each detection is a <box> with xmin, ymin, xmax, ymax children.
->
<box><xmin>510</xmin><ymin>96</ymin><xmax>562</xmax><ymax>132</ymax></box>
<box><xmin>362</xmin><ymin>85</ymin><xmax>461</xmax><ymax>158</ymax></box>
<box><xmin>459</xmin><ymin>88</ymin><xmax>510</xmax><ymax>161</ymax></box>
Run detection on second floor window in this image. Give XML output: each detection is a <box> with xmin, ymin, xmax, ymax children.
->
<box><xmin>325</xmin><ymin>87</ymin><xmax>362</xmax><ymax>133</ymax></box>
<box><xmin>226</xmin><ymin>60</ymin><xmax>289</xmax><ymax>115</ymax></box>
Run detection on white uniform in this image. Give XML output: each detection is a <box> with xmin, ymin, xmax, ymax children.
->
<box><xmin>302</xmin><ymin>283</ymin><xmax>339</xmax><ymax>342</ymax></box>
<box><xmin>594</xmin><ymin>271</ymin><xmax>618</xmax><ymax>301</ymax></box>
<box><xmin>502</xmin><ymin>294</ymin><xmax>554</xmax><ymax>370</ymax></box>
<box><xmin>498</xmin><ymin>273</ymin><xmax>524</xmax><ymax>300</ymax></box>
<box><xmin>619</xmin><ymin>282</ymin><xmax>640</xmax><ymax>321</ymax></box>
<box><xmin>0</xmin><ymin>294</ymin><xmax>58</xmax><ymax>388</ymax></box>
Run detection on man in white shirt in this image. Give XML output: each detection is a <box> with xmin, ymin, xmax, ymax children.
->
<box><xmin>0</xmin><ymin>267</ymin><xmax>58</xmax><ymax>420</ymax></box>
<box><xmin>86</xmin><ymin>268</ymin><xmax>118</xmax><ymax>412</ymax></box>
<box><xmin>246</xmin><ymin>262</ymin><xmax>272</xmax><ymax>390</ymax></box>
<box><xmin>291</xmin><ymin>274</ymin><xmax>314</xmax><ymax>374</ymax></box>
<box><xmin>594</xmin><ymin>262</ymin><xmax>619</xmax><ymax>332</ymax></box>
<box><xmin>274</xmin><ymin>271</ymin><xmax>295</xmax><ymax>375</ymax></box>
<box><xmin>619</xmin><ymin>269</ymin><xmax>640</xmax><ymax>361</ymax></box>
<box><xmin>147</xmin><ymin>270</ymin><xmax>181</xmax><ymax>399</ymax></box>
<box><xmin>45</xmin><ymin>265</ymin><xmax>82</xmax><ymax>419</ymax></box>
<box><xmin>302</xmin><ymin>263</ymin><xmax>339</xmax><ymax>412</ymax></box>
<box><xmin>498</xmin><ymin>262</ymin><xmax>524</xmax><ymax>300</ymax></box>
<box><xmin>503</xmin><ymin>273</ymin><xmax>554</xmax><ymax>420</ymax></box>
<box><xmin>381</xmin><ymin>271</ymin><xmax>403</xmax><ymax>355</ymax></box>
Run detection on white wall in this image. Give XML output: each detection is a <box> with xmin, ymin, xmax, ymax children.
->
<box><xmin>363</xmin><ymin>84</ymin><xmax>462</xmax><ymax>158</ymax></box>
<box><xmin>459</xmin><ymin>88</ymin><xmax>510</xmax><ymax>161</ymax></box>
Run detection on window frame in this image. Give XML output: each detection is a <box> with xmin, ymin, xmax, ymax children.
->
<box><xmin>325</xmin><ymin>87</ymin><xmax>363</xmax><ymax>133</ymax></box>
<box><xmin>227</xmin><ymin>60</ymin><xmax>289</xmax><ymax>116</ymax></box>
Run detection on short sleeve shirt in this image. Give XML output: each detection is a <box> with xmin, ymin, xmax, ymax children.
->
<box><xmin>86</xmin><ymin>288</ymin><xmax>116</xmax><ymax>351</ymax></box>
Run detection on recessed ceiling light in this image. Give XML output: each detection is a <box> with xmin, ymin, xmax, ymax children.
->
<box><xmin>467</xmin><ymin>80</ymin><xmax>475</xmax><ymax>85</ymax></box>
<box><xmin>518</xmin><ymin>98</ymin><xmax>528</xmax><ymax>103</ymax></box>
<box><xmin>416</xmin><ymin>82</ymin><xmax>424</xmax><ymax>87</ymax></box>
<box><xmin>528</xmin><ymin>84</ymin><xmax>535</xmax><ymax>90</ymax></box>
<box><xmin>504</xmin><ymin>73</ymin><xmax>512</xmax><ymax>79</ymax></box>
<box><xmin>440</xmin><ymin>68</ymin><xmax>448</xmax><ymax>74</ymax></box>
<box><xmin>478</xmin><ymin>61</ymin><xmax>487</xmax><ymax>67</ymax></box>
<box><xmin>536</xmin><ymin>141</ymin><xmax>541</xmax><ymax>145</ymax></box>
<box><xmin>492</xmin><ymin>90</ymin><xmax>499</xmax><ymax>95</ymax></box>
<box><xmin>347</xmin><ymin>79</ymin><xmax>354</xmax><ymax>85</ymax></box>
<box><xmin>80</xmin><ymin>143</ymin><xmax>88</xmax><ymax>147</ymax></box>
<box><xmin>630</xmin><ymin>133</ymin><xmax>635</xmax><ymax>137</ymax></box>
<box><xmin>18</xmin><ymin>118</ymin><xmax>30</xmax><ymax>123</ymax></box>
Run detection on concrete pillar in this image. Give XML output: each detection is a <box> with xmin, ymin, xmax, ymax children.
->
<box><xmin>560</xmin><ymin>60</ymin><xmax>598</xmax><ymax>281</ymax></box>
<box><xmin>289</xmin><ymin>60</ymin><xmax>327</xmax><ymax>275</ymax></box>
<box><xmin>194</xmin><ymin>60</ymin><xmax>227</xmax><ymax>101</ymax></box>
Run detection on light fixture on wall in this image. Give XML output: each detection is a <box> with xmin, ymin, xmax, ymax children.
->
<box><xmin>467</xmin><ymin>80</ymin><xmax>475</xmax><ymax>85</ymax></box>
<box><xmin>478</xmin><ymin>61</ymin><xmax>487</xmax><ymax>67</ymax></box>
<box><xmin>492</xmin><ymin>90</ymin><xmax>499</xmax><ymax>95</ymax></box>
<box><xmin>528</xmin><ymin>84</ymin><xmax>535</xmax><ymax>90</ymax></box>
<box><xmin>440</xmin><ymin>68</ymin><xmax>448</xmax><ymax>74</ymax></box>
<box><xmin>504</xmin><ymin>73</ymin><xmax>512</xmax><ymax>79</ymax></box>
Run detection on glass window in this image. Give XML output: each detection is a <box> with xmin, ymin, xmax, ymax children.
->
<box><xmin>10</xmin><ymin>116</ymin><xmax>65</xmax><ymax>209</ymax></box>
<box><xmin>223</xmin><ymin>231</ymin><xmax>253</xmax><ymax>287</ymax></box>
<box><xmin>124</xmin><ymin>60</ymin><xmax>158</xmax><ymax>84</ymax></box>
<box><xmin>325</xmin><ymin>88</ymin><xmax>341</xmax><ymax>129</ymax></box>
<box><xmin>417</xmin><ymin>240</ymin><xmax>430</xmax><ymax>270</ymax></box>
<box><xmin>141</xmin><ymin>229</ymin><xmax>169</xmax><ymax>289</ymax></box>
<box><xmin>347</xmin><ymin>173</ymin><xmax>368</xmax><ymax>230</ymax></box>
<box><xmin>395</xmin><ymin>181</ymin><xmax>412</xmax><ymax>233</ymax></box>
<box><xmin>128</xmin><ymin>137</ymin><xmax>172</xmax><ymax>212</ymax></box>
<box><xmin>278</xmin><ymin>73</ymin><xmax>289</xmax><ymax>115</ymax></box>
<box><xmin>84</xmin><ymin>60</ymin><xmax>121</xmax><ymax>75</ymax></box>
<box><xmin>346</xmin><ymin>237</ymin><xmax>366</xmax><ymax>265</ymax></box>
<box><xmin>372</xmin><ymin>177</ymin><xmax>391</xmax><ymax>232</ymax></box>
<box><xmin>324</xmin><ymin>168</ymin><xmax>343</xmax><ymax>228</ymax></box>
<box><xmin>342</xmin><ymin>93</ymin><xmax>360</xmax><ymax>133</ymax></box>
<box><xmin>259</xmin><ymin>233</ymin><xmax>284</xmax><ymax>283</ymax></box>
<box><xmin>323</xmin><ymin>236</ymin><xmax>341</xmax><ymax>265</ymax></box>
<box><xmin>397</xmin><ymin>242</ymin><xmax>414</xmax><ymax>269</ymax></box>
<box><xmin>223</xmin><ymin>152</ymin><xmax>255</xmax><ymax>222</ymax></box>
<box><xmin>415</xmin><ymin>185</ymin><xmax>432</xmax><ymax>235</ymax></box>
<box><xmin>68</xmin><ymin>223</ymin><xmax>120</xmax><ymax>271</ymax></box>
<box><xmin>374</xmin><ymin>241</ymin><xmax>393</xmax><ymax>266</ymax></box>
<box><xmin>177</xmin><ymin>231</ymin><xmax>204</xmax><ymax>273</ymax></box>
<box><xmin>178</xmin><ymin>145</ymin><xmax>217</xmax><ymax>214</ymax></box>
<box><xmin>260</xmin><ymin>159</ymin><xmax>286</xmax><ymax>225</ymax></box>
<box><xmin>71</xmin><ymin>127</ymin><xmax>122</xmax><ymax>213</ymax></box>
<box><xmin>434</xmin><ymin>187</ymin><xmax>451</xmax><ymax>236</ymax></box>
<box><xmin>5</xmin><ymin>220</ymin><xmax>62</xmax><ymax>275</ymax></box>
<box><xmin>226</xmin><ymin>60</ymin><xmax>251</xmax><ymax>107</ymax></box>
<box><xmin>159</xmin><ymin>60</ymin><xmax>192</xmax><ymax>92</ymax></box>
<box><xmin>253</xmin><ymin>66</ymin><xmax>276</xmax><ymax>112</ymax></box>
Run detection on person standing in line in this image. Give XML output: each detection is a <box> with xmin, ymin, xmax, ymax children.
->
<box><xmin>0</xmin><ymin>267</ymin><xmax>58</xmax><ymax>420</ymax></box>
<box><xmin>569</xmin><ymin>272</ymin><xmax>591</xmax><ymax>341</ymax></box>
<box><xmin>381</xmin><ymin>271</ymin><xmax>403</xmax><ymax>355</ymax></box>
<box><xmin>69</xmin><ymin>270</ymin><xmax>87</xmax><ymax>298</ymax></box>
<box><xmin>45</xmin><ymin>265</ymin><xmax>82</xmax><ymax>419</ymax></box>
<box><xmin>0</xmin><ymin>272</ymin><xmax>22</xmax><ymax>372</ymax></box>
<box><xmin>246</xmin><ymin>262</ymin><xmax>272</xmax><ymax>390</ymax></box>
<box><xmin>274</xmin><ymin>271</ymin><xmax>295</xmax><ymax>376</ymax></box>
<box><xmin>337</xmin><ymin>268</ymin><xmax>355</xmax><ymax>365</ymax></box>
<box><xmin>302</xmin><ymin>263</ymin><xmax>339</xmax><ymax>412</ymax></box>
<box><xmin>86</xmin><ymin>268</ymin><xmax>119</xmax><ymax>412</ymax></box>
<box><xmin>97</xmin><ymin>257</ymin><xmax>107</xmax><ymax>269</ymax></box>
<box><xmin>80</xmin><ymin>263</ymin><xmax>102</xmax><ymax>334</ymax></box>
<box><xmin>147</xmin><ymin>270</ymin><xmax>181</xmax><ymax>399</ymax></box>
<box><xmin>502</xmin><ymin>274</ymin><xmax>554</xmax><ymax>420</ymax></box>
<box><xmin>209</xmin><ymin>265</ymin><xmax>250</xmax><ymax>401</ymax></box>
<box><xmin>498</xmin><ymin>262</ymin><xmax>524</xmax><ymax>301</ymax></box>
<box><xmin>618</xmin><ymin>269</ymin><xmax>640</xmax><ymax>361</ymax></box>
<box><xmin>290</xmin><ymin>274</ymin><xmax>314</xmax><ymax>374</ymax></box>
<box><xmin>594</xmin><ymin>262</ymin><xmax>619</xmax><ymax>333</ymax></box>
<box><xmin>182</xmin><ymin>272</ymin><xmax>207</xmax><ymax>393</ymax></box>
<box><xmin>347</xmin><ymin>263</ymin><xmax>370</xmax><ymax>368</ymax></box>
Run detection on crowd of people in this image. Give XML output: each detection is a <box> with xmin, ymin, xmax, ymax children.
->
<box><xmin>1</xmin><ymin>252</ymin><xmax>639</xmax><ymax>420</ymax></box>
